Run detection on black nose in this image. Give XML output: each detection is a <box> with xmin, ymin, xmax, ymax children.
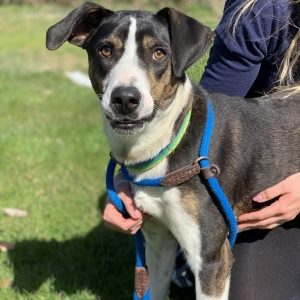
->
<box><xmin>111</xmin><ymin>86</ymin><xmax>141</xmax><ymax>115</ymax></box>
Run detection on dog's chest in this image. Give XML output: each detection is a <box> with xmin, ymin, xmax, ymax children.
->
<box><xmin>133</xmin><ymin>185</ymin><xmax>181</xmax><ymax>221</ymax></box>
<box><xmin>129</xmin><ymin>159</ymin><xmax>184</xmax><ymax>221</ymax></box>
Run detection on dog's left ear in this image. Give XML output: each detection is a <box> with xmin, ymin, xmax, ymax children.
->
<box><xmin>46</xmin><ymin>2</ymin><xmax>113</xmax><ymax>50</ymax></box>
<box><xmin>156</xmin><ymin>7</ymin><xmax>214</xmax><ymax>78</ymax></box>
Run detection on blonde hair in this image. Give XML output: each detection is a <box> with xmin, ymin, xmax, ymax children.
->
<box><xmin>230</xmin><ymin>0</ymin><xmax>300</xmax><ymax>92</ymax></box>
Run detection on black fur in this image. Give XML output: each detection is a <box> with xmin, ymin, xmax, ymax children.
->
<box><xmin>155</xmin><ymin>8</ymin><xmax>214</xmax><ymax>78</ymax></box>
<box><xmin>46</xmin><ymin>2</ymin><xmax>113</xmax><ymax>50</ymax></box>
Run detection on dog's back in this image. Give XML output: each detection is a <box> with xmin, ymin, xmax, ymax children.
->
<box><xmin>182</xmin><ymin>87</ymin><xmax>300</xmax><ymax>214</ymax></box>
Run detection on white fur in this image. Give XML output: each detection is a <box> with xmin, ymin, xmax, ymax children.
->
<box><xmin>101</xmin><ymin>17</ymin><xmax>153</xmax><ymax>121</ymax></box>
<box><xmin>134</xmin><ymin>187</ymin><xmax>202</xmax><ymax>274</ymax></box>
<box><xmin>134</xmin><ymin>186</ymin><xmax>203</xmax><ymax>299</ymax></box>
<box><xmin>142</xmin><ymin>219</ymin><xmax>178</xmax><ymax>300</ymax></box>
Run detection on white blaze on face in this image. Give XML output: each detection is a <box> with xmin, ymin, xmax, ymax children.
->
<box><xmin>102</xmin><ymin>17</ymin><xmax>154</xmax><ymax>119</ymax></box>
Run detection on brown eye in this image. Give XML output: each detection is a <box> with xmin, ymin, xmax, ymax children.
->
<box><xmin>153</xmin><ymin>49</ymin><xmax>166</xmax><ymax>61</ymax></box>
<box><xmin>99</xmin><ymin>45</ymin><xmax>112</xmax><ymax>58</ymax></box>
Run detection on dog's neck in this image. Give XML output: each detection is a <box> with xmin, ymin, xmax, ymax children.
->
<box><xmin>104</xmin><ymin>77</ymin><xmax>193</xmax><ymax>168</ymax></box>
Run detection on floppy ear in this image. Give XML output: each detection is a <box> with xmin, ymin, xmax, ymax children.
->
<box><xmin>46</xmin><ymin>1</ymin><xmax>113</xmax><ymax>50</ymax></box>
<box><xmin>156</xmin><ymin>7</ymin><xmax>214</xmax><ymax>78</ymax></box>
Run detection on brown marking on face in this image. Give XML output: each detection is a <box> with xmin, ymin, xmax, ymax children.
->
<box><xmin>141</xmin><ymin>34</ymin><xmax>181</xmax><ymax>109</ymax></box>
<box><xmin>88</xmin><ymin>34</ymin><xmax>125</xmax><ymax>95</ymax></box>
<box><xmin>200</xmin><ymin>240</ymin><xmax>233</xmax><ymax>297</ymax></box>
<box><xmin>179</xmin><ymin>188</ymin><xmax>200</xmax><ymax>222</ymax></box>
<box><xmin>146</xmin><ymin>61</ymin><xmax>180</xmax><ymax>110</ymax></box>
<box><xmin>108</xmin><ymin>35</ymin><xmax>124</xmax><ymax>50</ymax></box>
<box><xmin>142</xmin><ymin>35</ymin><xmax>157</xmax><ymax>49</ymax></box>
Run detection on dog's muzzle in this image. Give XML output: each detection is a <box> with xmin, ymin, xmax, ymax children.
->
<box><xmin>107</xmin><ymin>86</ymin><xmax>146</xmax><ymax>132</ymax></box>
<box><xmin>111</xmin><ymin>86</ymin><xmax>141</xmax><ymax>115</ymax></box>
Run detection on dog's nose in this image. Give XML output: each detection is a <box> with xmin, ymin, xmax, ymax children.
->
<box><xmin>111</xmin><ymin>86</ymin><xmax>141</xmax><ymax>115</ymax></box>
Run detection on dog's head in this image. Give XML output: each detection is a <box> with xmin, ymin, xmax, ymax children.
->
<box><xmin>46</xmin><ymin>2</ymin><xmax>213</xmax><ymax>135</ymax></box>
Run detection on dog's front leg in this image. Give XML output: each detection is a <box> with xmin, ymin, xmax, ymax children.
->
<box><xmin>196</xmin><ymin>241</ymin><xmax>232</xmax><ymax>300</ymax></box>
<box><xmin>142</xmin><ymin>218</ymin><xmax>178</xmax><ymax>300</ymax></box>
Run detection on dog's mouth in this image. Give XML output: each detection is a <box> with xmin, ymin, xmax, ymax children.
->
<box><xmin>111</xmin><ymin>118</ymin><xmax>144</xmax><ymax>130</ymax></box>
<box><xmin>106</xmin><ymin>111</ymin><xmax>156</xmax><ymax>133</ymax></box>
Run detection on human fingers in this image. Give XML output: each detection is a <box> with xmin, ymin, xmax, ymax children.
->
<box><xmin>238</xmin><ymin>195</ymin><xmax>298</xmax><ymax>229</ymax></box>
<box><xmin>238</xmin><ymin>216</ymin><xmax>287</xmax><ymax>231</ymax></box>
<box><xmin>105</xmin><ymin>218</ymin><xmax>142</xmax><ymax>235</ymax></box>
<box><xmin>238</xmin><ymin>196</ymin><xmax>292</xmax><ymax>223</ymax></box>
<box><xmin>253</xmin><ymin>173</ymin><xmax>300</xmax><ymax>203</ymax></box>
<box><xmin>129</xmin><ymin>220</ymin><xmax>144</xmax><ymax>235</ymax></box>
<box><xmin>253</xmin><ymin>182</ymin><xmax>287</xmax><ymax>203</ymax></box>
<box><xmin>129</xmin><ymin>214</ymin><xmax>151</xmax><ymax>234</ymax></box>
<box><xmin>238</xmin><ymin>200</ymin><xmax>282</xmax><ymax>223</ymax></box>
<box><xmin>114</xmin><ymin>176</ymin><xmax>142</xmax><ymax>220</ymax></box>
<box><xmin>103</xmin><ymin>202</ymin><xmax>143</xmax><ymax>234</ymax></box>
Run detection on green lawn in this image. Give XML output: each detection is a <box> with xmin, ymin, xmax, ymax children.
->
<box><xmin>0</xmin><ymin>3</ymin><xmax>217</xmax><ymax>299</ymax></box>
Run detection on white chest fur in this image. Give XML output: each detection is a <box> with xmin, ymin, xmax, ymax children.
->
<box><xmin>133</xmin><ymin>181</ymin><xmax>202</xmax><ymax>273</ymax></box>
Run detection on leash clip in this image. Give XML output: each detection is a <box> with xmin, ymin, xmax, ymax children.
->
<box><xmin>195</xmin><ymin>156</ymin><xmax>220</xmax><ymax>179</ymax></box>
<box><xmin>200</xmin><ymin>163</ymin><xmax>220</xmax><ymax>179</ymax></box>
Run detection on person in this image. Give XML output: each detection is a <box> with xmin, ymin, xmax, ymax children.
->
<box><xmin>103</xmin><ymin>0</ymin><xmax>300</xmax><ymax>299</ymax></box>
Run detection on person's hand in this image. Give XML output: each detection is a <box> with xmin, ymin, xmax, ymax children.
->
<box><xmin>103</xmin><ymin>174</ymin><xmax>145</xmax><ymax>235</ymax></box>
<box><xmin>238</xmin><ymin>173</ymin><xmax>300</xmax><ymax>231</ymax></box>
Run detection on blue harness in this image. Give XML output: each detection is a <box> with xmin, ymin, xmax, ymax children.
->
<box><xmin>106</xmin><ymin>98</ymin><xmax>237</xmax><ymax>300</ymax></box>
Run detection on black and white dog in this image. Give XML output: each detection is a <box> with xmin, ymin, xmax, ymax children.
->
<box><xmin>46</xmin><ymin>3</ymin><xmax>300</xmax><ymax>299</ymax></box>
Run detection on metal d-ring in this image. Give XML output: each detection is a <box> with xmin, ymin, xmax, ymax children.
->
<box><xmin>194</xmin><ymin>156</ymin><xmax>221</xmax><ymax>179</ymax></box>
<box><xmin>209</xmin><ymin>164</ymin><xmax>220</xmax><ymax>176</ymax></box>
<box><xmin>193</xmin><ymin>156</ymin><xmax>210</xmax><ymax>164</ymax></box>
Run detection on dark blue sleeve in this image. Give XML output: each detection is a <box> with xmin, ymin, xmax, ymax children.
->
<box><xmin>200</xmin><ymin>0</ymin><xmax>291</xmax><ymax>97</ymax></box>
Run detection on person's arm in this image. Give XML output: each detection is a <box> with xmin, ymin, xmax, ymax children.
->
<box><xmin>200</xmin><ymin>0</ymin><xmax>290</xmax><ymax>97</ymax></box>
<box><xmin>200</xmin><ymin>35</ymin><xmax>262</xmax><ymax>97</ymax></box>
<box><xmin>238</xmin><ymin>173</ymin><xmax>300</xmax><ymax>231</ymax></box>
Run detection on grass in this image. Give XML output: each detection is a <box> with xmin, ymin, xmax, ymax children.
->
<box><xmin>0</xmin><ymin>2</ymin><xmax>218</xmax><ymax>299</ymax></box>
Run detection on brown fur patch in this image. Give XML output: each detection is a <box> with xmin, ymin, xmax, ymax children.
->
<box><xmin>109</xmin><ymin>35</ymin><xmax>124</xmax><ymax>50</ymax></box>
<box><xmin>142</xmin><ymin>35</ymin><xmax>180</xmax><ymax>108</ymax></box>
<box><xmin>200</xmin><ymin>240</ymin><xmax>233</xmax><ymax>297</ymax></box>
<box><xmin>179</xmin><ymin>188</ymin><xmax>200</xmax><ymax>222</ymax></box>
<box><xmin>142</xmin><ymin>35</ymin><xmax>157</xmax><ymax>49</ymax></box>
<box><xmin>146</xmin><ymin>62</ymin><xmax>179</xmax><ymax>110</ymax></box>
<box><xmin>234</xmin><ymin>194</ymin><xmax>258</xmax><ymax>217</ymax></box>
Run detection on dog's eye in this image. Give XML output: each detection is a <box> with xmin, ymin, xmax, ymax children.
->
<box><xmin>99</xmin><ymin>45</ymin><xmax>113</xmax><ymax>58</ymax></box>
<box><xmin>153</xmin><ymin>49</ymin><xmax>166</xmax><ymax>61</ymax></box>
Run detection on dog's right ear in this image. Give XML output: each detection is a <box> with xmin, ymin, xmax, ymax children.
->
<box><xmin>46</xmin><ymin>2</ymin><xmax>113</xmax><ymax>50</ymax></box>
<box><xmin>156</xmin><ymin>7</ymin><xmax>214</xmax><ymax>78</ymax></box>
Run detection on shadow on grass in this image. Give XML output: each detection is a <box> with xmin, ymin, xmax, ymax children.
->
<box><xmin>8</xmin><ymin>193</ymin><xmax>135</xmax><ymax>300</ymax></box>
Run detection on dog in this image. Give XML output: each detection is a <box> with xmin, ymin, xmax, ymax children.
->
<box><xmin>46</xmin><ymin>2</ymin><xmax>300</xmax><ymax>299</ymax></box>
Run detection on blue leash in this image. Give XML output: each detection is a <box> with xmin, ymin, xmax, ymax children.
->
<box><xmin>106</xmin><ymin>159</ymin><xmax>150</xmax><ymax>300</ymax></box>
<box><xmin>198</xmin><ymin>99</ymin><xmax>237</xmax><ymax>247</ymax></box>
<box><xmin>106</xmin><ymin>97</ymin><xmax>238</xmax><ymax>299</ymax></box>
